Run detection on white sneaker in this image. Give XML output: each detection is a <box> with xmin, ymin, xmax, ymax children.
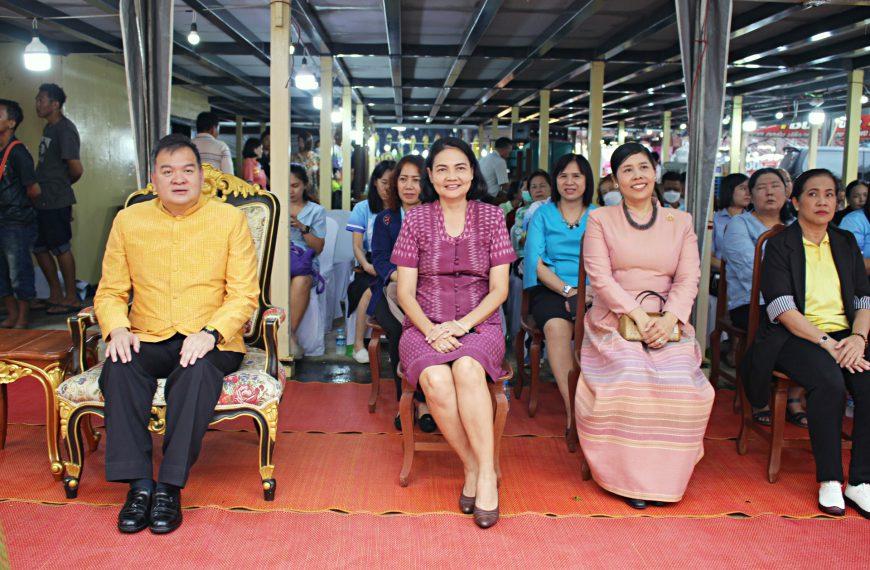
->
<box><xmin>818</xmin><ymin>481</ymin><xmax>845</xmax><ymax>516</ymax></box>
<box><xmin>352</xmin><ymin>348</ymin><xmax>370</xmax><ymax>364</ymax></box>
<box><xmin>845</xmin><ymin>483</ymin><xmax>870</xmax><ymax>519</ymax></box>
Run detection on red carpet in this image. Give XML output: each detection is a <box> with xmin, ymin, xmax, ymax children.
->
<box><xmin>1</xmin><ymin>502</ymin><xmax>867</xmax><ymax>569</ymax></box>
<box><xmin>0</xmin><ymin>423</ymin><xmax>855</xmax><ymax>518</ymax></box>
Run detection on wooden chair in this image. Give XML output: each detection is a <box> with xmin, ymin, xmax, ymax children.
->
<box><xmin>565</xmin><ymin>248</ymin><xmax>591</xmax><ymax>480</ymax></box>
<box><xmin>736</xmin><ymin>224</ymin><xmax>851</xmax><ymax>483</ymax></box>
<box><xmin>398</xmin><ymin>362</ymin><xmax>512</xmax><ymax>487</ymax></box>
<box><xmin>513</xmin><ymin>290</ymin><xmax>545</xmax><ymax>416</ymax></box>
<box><xmin>366</xmin><ymin>316</ymin><xmax>386</xmax><ymax>412</ymax></box>
<box><xmin>57</xmin><ymin>165</ymin><xmax>287</xmax><ymax>500</ymax></box>
<box><xmin>708</xmin><ymin>261</ymin><xmax>748</xmax><ymax>411</ymax></box>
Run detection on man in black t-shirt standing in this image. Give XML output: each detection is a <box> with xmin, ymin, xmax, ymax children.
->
<box><xmin>0</xmin><ymin>99</ymin><xmax>40</xmax><ymax>328</ymax></box>
<box><xmin>33</xmin><ymin>83</ymin><xmax>84</xmax><ymax>314</ymax></box>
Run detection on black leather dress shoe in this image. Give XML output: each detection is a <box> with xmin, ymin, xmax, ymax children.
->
<box><xmin>625</xmin><ymin>498</ymin><xmax>647</xmax><ymax>510</ymax></box>
<box><xmin>150</xmin><ymin>489</ymin><xmax>183</xmax><ymax>534</ymax></box>
<box><xmin>118</xmin><ymin>488</ymin><xmax>152</xmax><ymax>534</ymax></box>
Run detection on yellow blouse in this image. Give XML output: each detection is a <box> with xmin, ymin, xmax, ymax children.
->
<box><xmin>803</xmin><ymin>234</ymin><xmax>849</xmax><ymax>333</ymax></box>
<box><xmin>94</xmin><ymin>195</ymin><xmax>260</xmax><ymax>353</ymax></box>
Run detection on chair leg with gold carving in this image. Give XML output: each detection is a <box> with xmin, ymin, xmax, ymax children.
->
<box><xmin>60</xmin><ymin>404</ymin><xmax>89</xmax><ymax>499</ymax></box>
<box><xmin>0</xmin><ymin>384</ymin><xmax>7</xmax><ymax>449</ymax></box>
<box><xmin>256</xmin><ymin>402</ymin><xmax>278</xmax><ymax>501</ymax></box>
<box><xmin>82</xmin><ymin>415</ymin><xmax>101</xmax><ymax>452</ymax></box>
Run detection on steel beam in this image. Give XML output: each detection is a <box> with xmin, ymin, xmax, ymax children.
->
<box><xmin>182</xmin><ymin>0</ymin><xmax>270</xmax><ymax>64</ymax></box>
<box><xmin>382</xmin><ymin>0</ymin><xmax>403</xmax><ymax>121</ymax></box>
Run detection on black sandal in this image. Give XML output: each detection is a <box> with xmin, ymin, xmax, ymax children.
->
<box><xmin>786</xmin><ymin>398</ymin><xmax>809</xmax><ymax>428</ymax></box>
<box><xmin>752</xmin><ymin>409</ymin><xmax>772</xmax><ymax>426</ymax></box>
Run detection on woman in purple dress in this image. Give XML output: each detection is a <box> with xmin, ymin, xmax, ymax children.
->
<box><xmin>391</xmin><ymin>137</ymin><xmax>516</xmax><ymax>529</ymax></box>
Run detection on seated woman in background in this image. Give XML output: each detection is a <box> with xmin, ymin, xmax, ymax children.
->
<box><xmin>838</xmin><ymin>180</ymin><xmax>870</xmax><ymax>271</ymax></box>
<box><xmin>241</xmin><ymin>137</ymin><xmax>268</xmax><ymax>188</ymax></box>
<box><xmin>523</xmin><ymin>154</ymin><xmax>596</xmax><ymax>427</ymax></box>
<box><xmin>346</xmin><ymin>159</ymin><xmax>396</xmax><ymax>363</ymax></box>
<box><xmin>370</xmin><ymin>154</ymin><xmax>435</xmax><ymax>432</ymax></box>
<box><xmin>510</xmin><ymin>170</ymin><xmax>551</xmax><ymax>256</ymax></box>
<box><xmin>741</xmin><ymin>169</ymin><xmax>870</xmax><ymax>518</ymax></box>
<box><xmin>711</xmin><ymin>173</ymin><xmax>749</xmax><ymax>270</ymax></box>
<box><xmin>393</xmin><ymin>137</ymin><xmax>516</xmax><ymax>529</ymax></box>
<box><xmin>721</xmin><ymin>167</ymin><xmax>807</xmax><ymax>427</ymax></box>
<box><xmin>596</xmin><ymin>176</ymin><xmax>620</xmax><ymax>207</ymax></box>
<box><xmin>835</xmin><ymin>179</ymin><xmax>869</xmax><ymax>227</ymax></box>
<box><xmin>577</xmin><ymin>142</ymin><xmax>713</xmax><ymax>510</ymax></box>
<box><xmin>289</xmin><ymin>163</ymin><xmax>326</xmax><ymax>359</ymax></box>
<box><xmin>660</xmin><ymin>171</ymin><xmax>686</xmax><ymax>210</ymax></box>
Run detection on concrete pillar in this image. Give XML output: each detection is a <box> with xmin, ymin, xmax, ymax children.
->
<box><xmin>319</xmin><ymin>56</ymin><xmax>333</xmax><ymax>207</ymax></box>
<box><xmin>354</xmin><ymin>102</ymin><xmax>364</xmax><ymax>198</ymax></box>
<box><xmin>617</xmin><ymin>120</ymin><xmax>626</xmax><ymax>144</ymax></box>
<box><xmin>235</xmin><ymin>115</ymin><xmax>244</xmax><ymax>166</ymax></box>
<box><xmin>341</xmin><ymin>85</ymin><xmax>352</xmax><ymax>210</ymax></box>
<box><xmin>661</xmin><ymin>110</ymin><xmax>671</xmax><ymax>164</ymax></box>
<box><xmin>477</xmin><ymin>123</ymin><xmax>485</xmax><ymax>157</ymax></box>
<box><xmin>843</xmin><ymin>69</ymin><xmax>865</xmax><ymax>183</ymax></box>
<box><xmin>808</xmin><ymin>123</ymin><xmax>820</xmax><ymax>169</ymax></box>
<box><xmin>269</xmin><ymin>0</ymin><xmax>291</xmax><ymax>358</ymax></box>
<box><xmin>588</xmin><ymin>61</ymin><xmax>604</xmax><ymax>186</ymax></box>
<box><xmin>538</xmin><ymin>89</ymin><xmax>550</xmax><ymax>170</ymax></box>
<box><xmin>729</xmin><ymin>95</ymin><xmax>742</xmax><ymax>175</ymax></box>
<box><xmin>490</xmin><ymin>117</ymin><xmax>499</xmax><ymax>146</ymax></box>
<box><xmin>510</xmin><ymin>106</ymin><xmax>519</xmax><ymax>139</ymax></box>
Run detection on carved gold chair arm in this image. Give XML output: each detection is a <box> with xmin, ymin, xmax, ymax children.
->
<box><xmin>260</xmin><ymin>306</ymin><xmax>286</xmax><ymax>379</ymax></box>
<box><xmin>67</xmin><ymin>307</ymin><xmax>100</xmax><ymax>375</ymax></box>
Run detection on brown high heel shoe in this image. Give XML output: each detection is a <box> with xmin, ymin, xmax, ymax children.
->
<box><xmin>473</xmin><ymin>505</ymin><xmax>499</xmax><ymax>529</ymax></box>
<box><xmin>459</xmin><ymin>492</ymin><xmax>475</xmax><ymax>515</ymax></box>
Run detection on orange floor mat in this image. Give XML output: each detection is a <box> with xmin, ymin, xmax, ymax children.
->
<box><xmin>0</xmin><ymin>423</ymin><xmax>855</xmax><ymax>519</ymax></box>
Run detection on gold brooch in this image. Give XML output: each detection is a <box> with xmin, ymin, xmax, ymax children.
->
<box><xmin>666</xmin><ymin>213</ymin><xmax>674</xmax><ymax>222</ymax></box>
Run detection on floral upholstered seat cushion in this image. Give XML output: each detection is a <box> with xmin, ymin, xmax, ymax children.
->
<box><xmin>56</xmin><ymin>348</ymin><xmax>285</xmax><ymax>408</ymax></box>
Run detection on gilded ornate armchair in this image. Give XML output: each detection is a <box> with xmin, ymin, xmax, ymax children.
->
<box><xmin>56</xmin><ymin>164</ymin><xmax>286</xmax><ymax>500</ymax></box>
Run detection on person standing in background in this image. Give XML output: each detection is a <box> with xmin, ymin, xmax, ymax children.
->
<box><xmin>192</xmin><ymin>112</ymin><xmax>233</xmax><ymax>174</ymax></box>
<box><xmin>32</xmin><ymin>83</ymin><xmax>84</xmax><ymax>315</ymax></box>
<box><xmin>479</xmin><ymin>137</ymin><xmax>513</xmax><ymax>203</ymax></box>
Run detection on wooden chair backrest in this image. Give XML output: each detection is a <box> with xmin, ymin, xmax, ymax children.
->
<box><xmin>123</xmin><ymin>163</ymin><xmax>279</xmax><ymax>347</ymax></box>
<box><xmin>746</xmin><ymin>224</ymin><xmax>786</xmax><ymax>347</ymax></box>
<box><xmin>715</xmin><ymin>261</ymin><xmax>728</xmax><ymax>323</ymax></box>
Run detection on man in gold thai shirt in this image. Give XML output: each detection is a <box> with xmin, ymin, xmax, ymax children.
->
<box><xmin>94</xmin><ymin>134</ymin><xmax>258</xmax><ymax>535</ymax></box>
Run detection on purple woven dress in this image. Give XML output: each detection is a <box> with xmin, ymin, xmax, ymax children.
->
<box><xmin>391</xmin><ymin>200</ymin><xmax>517</xmax><ymax>386</ymax></box>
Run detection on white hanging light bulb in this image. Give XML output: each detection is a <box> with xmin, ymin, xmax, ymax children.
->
<box><xmin>742</xmin><ymin>116</ymin><xmax>757</xmax><ymax>133</ymax></box>
<box><xmin>24</xmin><ymin>19</ymin><xmax>51</xmax><ymax>72</ymax></box>
<box><xmin>312</xmin><ymin>95</ymin><xmax>322</xmax><ymax>110</ymax></box>
<box><xmin>775</xmin><ymin>111</ymin><xmax>784</xmax><ymax>120</ymax></box>
<box><xmin>331</xmin><ymin>108</ymin><xmax>341</xmax><ymax>123</ymax></box>
<box><xmin>187</xmin><ymin>13</ymin><xmax>200</xmax><ymax>46</ymax></box>
<box><xmin>808</xmin><ymin>109</ymin><xmax>826</xmax><ymax>126</ymax></box>
<box><xmin>295</xmin><ymin>58</ymin><xmax>318</xmax><ymax>91</ymax></box>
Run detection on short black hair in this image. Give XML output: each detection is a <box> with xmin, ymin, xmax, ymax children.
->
<box><xmin>368</xmin><ymin>159</ymin><xmax>396</xmax><ymax>213</ymax></box>
<box><xmin>792</xmin><ymin>168</ymin><xmax>839</xmax><ymax>200</ymax></box>
<box><xmin>196</xmin><ymin>111</ymin><xmax>220</xmax><ymax>133</ymax></box>
<box><xmin>526</xmin><ymin>169</ymin><xmax>551</xmax><ymax>189</ymax></box>
<box><xmin>550</xmin><ymin>153</ymin><xmax>595</xmax><ymax>206</ymax></box>
<box><xmin>0</xmin><ymin>99</ymin><xmax>24</xmax><ymax>131</ymax></box>
<box><xmin>718</xmin><ymin>173</ymin><xmax>749</xmax><ymax>210</ymax></box>
<box><xmin>38</xmin><ymin>83</ymin><xmax>66</xmax><ymax>107</ymax></box>
<box><xmin>151</xmin><ymin>133</ymin><xmax>201</xmax><ymax>167</ymax></box>
<box><xmin>748</xmin><ymin>167</ymin><xmax>786</xmax><ymax>192</ymax></box>
<box><xmin>242</xmin><ymin>137</ymin><xmax>261</xmax><ymax>159</ymax></box>
<box><xmin>661</xmin><ymin>171</ymin><xmax>684</xmax><ymax>184</ymax></box>
<box><xmin>494</xmin><ymin>137</ymin><xmax>513</xmax><ymax>150</ymax></box>
<box><xmin>297</xmin><ymin>131</ymin><xmax>314</xmax><ymax>152</ymax></box>
<box><xmin>610</xmin><ymin>142</ymin><xmax>656</xmax><ymax>177</ymax></box>
<box><xmin>389</xmin><ymin>154</ymin><xmax>426</xmax><ymax>210</ymax></box>
<box><xmin>845</xmin><ymin>178</ymin><xmax>868</xmax><ymax>199</ymax></box>
<box><xmin>421</xmin><ymin>137</ymin><xmax>488</xmax><ymax>203</ymax></box>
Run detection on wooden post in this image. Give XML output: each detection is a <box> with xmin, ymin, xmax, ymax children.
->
<box><xmin>341</xmin><ymin>85</ymin><xmax>352</xmax><ymax>210</ymax></box>
<box><xmin>510</xmin><ymin>106</ymin><xmax>519</xmax><ymax>139</ymax></box>
<box><xmin>843</xmin><ymin>69</ymin><xmax>864</xmax><ymax>182</ymax></box>
<box><xmin>617</xmin><ymin>120</ymin><xmax>626</xmax><ymax>145</ymax></box>
<box><xmin>588</xmin><ymin>61</ymin><xmax>604</xmax><ymax>186</ymax></box>
<box><xmin>235</xmin><ymin>114</ymin><xmax>244</xmax><ymax>166</ymax></box>
<box><xmin>319</xmin><ymin>56</ymin><xmax>333</xmax><ymax>207</ymax></box>
<box><xmin>661</xmin><ymin>110</ymin><xmax>672</xmax><ymax>164</ymax></box>
<box><xmin>538</xmin><ymin>89</ymin><xmax>550</xmax><ymax>170</ymax></box>
<box><xmin>808</xmin><ymin>123</ymin><xmax>820</xmax><ymax>169</ymax></box>
<box><xmin>729</xmin><ymin>95</ymin><xmax>742</xmax><ymax>175</ymax></box>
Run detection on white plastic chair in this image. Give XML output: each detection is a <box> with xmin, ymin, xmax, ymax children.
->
<box><xmin>295</xmin><ymin>218</ymin><xmax>338</xmax><ymax>356</ymax></box>
<box><xmin>326</xmin><ymin>210</ymin><xmax>355</xmax><ymax>324</ymax></box>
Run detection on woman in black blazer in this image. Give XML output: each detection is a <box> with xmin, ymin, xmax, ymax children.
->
<box><xmin>742</xmin><ymin>168</ymin><xmax>870</xmax><ymax>518</ymax></box>
<box><xmin>370</xmin><ymin>154</ymin><xmax>435</xmax><ymax>432</ymax></box>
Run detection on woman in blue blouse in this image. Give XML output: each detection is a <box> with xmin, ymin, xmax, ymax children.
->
<box><xmin>523</xmin><ymin>153</ymin><xmax>595</xmax><ymax>426</ymax></box>
<box><xmin>839</xmin><ymin>180</ymin><xmax>870</xmax><ymax>270</ymax></box>
<box><xmin>346</xmin><ymin>159</ymin><xmax>395</xmax><ymax>363</ymax></box>
<box><xmin>711</xmin><ymin>173</ymin><xmax>749</xmax><ymax>270</ymax></box>
<box><xmin>722</xmin><ymin>167</ymin><xmax>806</xmax><ymax>427</ymax></box>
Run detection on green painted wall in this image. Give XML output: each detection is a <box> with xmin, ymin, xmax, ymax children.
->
<box><xmin>0</xmin><ymin>43</ymin><xmax>208</xmax><ymax>284</ymax></box>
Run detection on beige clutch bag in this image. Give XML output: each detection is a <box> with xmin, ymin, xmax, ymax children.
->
<box><xmin>617</xmin><ymin>291</ymin><xmax>681</xmax><ymax>342</ymax></box>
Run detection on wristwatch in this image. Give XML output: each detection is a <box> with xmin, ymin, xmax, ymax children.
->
<box><xmin>202</xmin><ymin>326</ymin><xmax>221</xmax><ymax>344</ymax></box>
<box><xmin>818</xmin><ymin>334</ymin><xmax>830</xmax><ymax>347</ymax></box>
<box><xmin>561</xmin><ymin>284</ymin><xmax>574</xmax><ymax>297</ymax></box>
<box><xmin>301</xmin><ymin>224</ymin><xmax>311</xmax><ymax>235</ymax></box>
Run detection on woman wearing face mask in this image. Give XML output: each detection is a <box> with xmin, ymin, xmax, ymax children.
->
<box><xmin>722</xmin><ymin>168</ymin><xmax>807</xmax><ymax>428</ymax></box>
<box><xmin>577</xmin><ymin>142</ymin><xmax>713</xmax><ymax>510</ymax></box>
<box><xmin>510</xmin><ymin>170</ymin><xmax>552</xmax><ymax>255</ymax></box>
<box><xmin>369</xmin><ymin>155</ymin><xmax>435</xmax><ymax>432</ymax></box>
<box><xmin>523</xmin><ymin>154</ymin><xmax>596</xmax><ymax>428</ymax></box>
<box><xmin>345</xmin><ymin>159</ymin><xmax>396</xmax><ymax>363</ymax></box>
<box><xmin>833</xmin><ymin>179</ymin><xmax>868</xmax><ymax>226</ymax></box>
<box><xmin>596</xmin><ymin>176</ymin><xmax>622</xmax><ymax>207</ymax></box>
<box><xmin>660</xmin><ymin>171</ymin><xmax>686</xmax><ymax>210</ymax></box>
<box><xmin>741</xmin><ymin>169</ymin><xmax>870</xmax><ymax>518</ymax></box>
<box><xmin>711</xmin><ymin>173</ymin><xmax>750</xmax><ymax>271</ymax></box>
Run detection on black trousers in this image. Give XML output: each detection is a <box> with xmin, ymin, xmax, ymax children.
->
<box><xmin>774</xmin><ymin>329</ymin><xmax>870</xmax><ymax>484</ymax></box>
<box><xmin>99</xmin><ymin>334</ymin><xmax>243</xmax><ymax>488</ymax></box>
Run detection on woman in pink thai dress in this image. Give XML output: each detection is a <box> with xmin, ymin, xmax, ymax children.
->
<box><xmin>392</xmin><ymin>137</ymin><xmax>516</xmax><ymax>529</ymax></box>
<box><xmin>577</xmin><ymin>142</ymin><xmax>714</xmax><ymax>509</ymax></box>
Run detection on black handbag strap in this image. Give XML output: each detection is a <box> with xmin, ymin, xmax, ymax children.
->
<box><xmin>635</xmin><ymin>290</ymin><xmax>667</xmax><ymax>311</ymax></box>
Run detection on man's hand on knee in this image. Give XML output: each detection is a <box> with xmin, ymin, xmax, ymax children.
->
<box><xmin>106</xmin><ymin>327</ymin><xmax>141</xmax><ymax>363</ymax></box>
<box><xmin>180</xmin><ymin>331</ymin><xmax>216</xmax><ymax>368</ymax></box>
